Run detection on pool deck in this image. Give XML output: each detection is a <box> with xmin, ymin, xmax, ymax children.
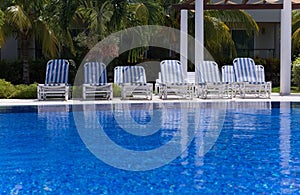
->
<box><xmin>0</xmin><ymin>93</ymin><xmax>300</xmax><ymax>106</ymax></box>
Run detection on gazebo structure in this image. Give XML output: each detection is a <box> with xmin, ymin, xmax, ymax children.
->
<box><xmin>174</xmin><ymin>0</ymin><xmax>300</xmax><ymax>95</ymax></box>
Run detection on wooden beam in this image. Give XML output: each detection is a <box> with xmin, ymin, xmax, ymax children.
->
<box><xmin>242</xmin><ymin>0</ymin><xmax>249</xmax><ymax>4</ymax></box>
<box><xmin>205</xmin><ymin>4</ymin><xmax>283</xmax><ymax>9</ymax></box>
<box><xmin>293</xmin><ymin>3</ymin><xmax>300</xmax><ymax>9</ymax></box>
<box><xmin>185</xmin><ymin>0</ymin><xmax>195</xmax><ymax>4</ymax></box>
<box><xmin>204</xmin><ymin>0</ymin><xmax>210</xmax><ymax>4</ymax></box>
<box><xmin>173</xmin><ymin>2</ymin><xmax>300</xmax><ymax>10</ymax></box>
<box><xmin>173</xmin><ymin>3</ymin><xmax>284</xmax><ymax>10</ymax></box>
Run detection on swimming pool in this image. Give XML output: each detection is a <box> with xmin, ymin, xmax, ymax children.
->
<box><xmin>0</xmin><ymin>102</ymin><xmax>299</xmax><ymax>194</ymax></box>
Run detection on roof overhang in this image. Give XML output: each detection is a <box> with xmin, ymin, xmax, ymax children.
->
<box><xmin>173</xmin><ymin>0</ymin><xmax>300</xmax><ymax>10</ymax></box>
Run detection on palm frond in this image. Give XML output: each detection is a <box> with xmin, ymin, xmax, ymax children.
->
<box><xmin>292</xmin><ymin>28</ymin><xmax>300</xmax><ymax>51</ymax></box>
<box><xmin>204</xmin><ymin>15</ymin><xmax>234</xmax><ymax>54</ymax></box>
<box><xmin>0</xmin><ymin>29</ymin><xmax>5</xmax><ymax>47</ymax></box>
<box><xmin>34</xmin><ymin>19</ymin><xmax>59</xmax><ymax>58</ymax></box>
<box><xmin>205</xmin><ymin>10</ymin><xmax>259</xmax><ymax>35</ymax></box>
<box><xmin>5</xmin><ymin>5</ymin><xmax>32</xmax><ymax>34</ymax></box>
<box><xmin>0</xmin><ymin>9</ymin><xmax>5</xmax><ymax>47</ymax></box>
<box><xmin>292</xmin><ymin>10</ymin><xmax>300</xmax><ymax>32</ymax></box>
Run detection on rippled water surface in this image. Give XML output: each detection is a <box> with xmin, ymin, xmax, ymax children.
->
<box><xmin>0</xmin><ymin>102</ymin><xmax>299</xmax><ymax>194</ymax></box>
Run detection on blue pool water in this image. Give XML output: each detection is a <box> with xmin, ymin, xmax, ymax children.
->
<box><xmin>0</xmin><ymin>102</ymin><xmax>300</xmax><ymax>194</ymax></box>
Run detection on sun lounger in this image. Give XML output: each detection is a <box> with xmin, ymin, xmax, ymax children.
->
<box><xmin>82</xmin><ymin>61</ymin><xmax>113</xmax><ymax>100</ymax></box>
<box><xmin>37</xmin><ymin>59</ymin><xmax>70</xmax><ymax>100</ymax></box>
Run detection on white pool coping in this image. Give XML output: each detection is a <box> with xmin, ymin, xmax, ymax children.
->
<box><xmin>0</xmin><ymin>93</ymin><xmax>299</xmax><ymax>106</ymax></box>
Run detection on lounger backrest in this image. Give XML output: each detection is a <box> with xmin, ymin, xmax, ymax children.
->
<box><xmin>197</xmin><ymin>61</ymin><xmax>221</xmax><ymax>83</ymax></box>
<box><xmin>123</xmin><ymin>66</ymin><xmax>147</xmax><ymax>84</ymax></box>
<box><xmin>84</xmin><ymin>62</ymin><xmax>107</xmax><ymax>84</ymax></box>
<box><xmin>45</xmin><ymin>59</ymin><xmax>69</xmax><ymax>84</ymax></box>
<box><xmin>114</xmin><ymin>66</ymin><xmax>124</xmax><ymax>84</ymax></box>
<box><xmin>221</xmin><ymin>65</ymin><xmax>236</xmax><ymax>83</ymax></box>
<box><xmin>187</xmin><ymin>72</ymin><xmax>195</xmax><ymax>83</ymax></box>
<box><xmin>160</xmin><ymin>60</ymin><xmax>184</xmax><ymax>84</ymax></box>
<box><xmin>255</xmin><ymin>65</ymin><xmax>265</xmax><ymax>83</ymax></box>
<box><xmin>233</xmin><ymin>58</ymin><xmax>257</xmax><ymax>83</ymax></box>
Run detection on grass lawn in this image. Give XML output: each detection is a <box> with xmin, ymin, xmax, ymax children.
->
<box><xmin>272</xmin><ymin>86</ymin><xmax>300</xmax><ymax>93</ymax></box>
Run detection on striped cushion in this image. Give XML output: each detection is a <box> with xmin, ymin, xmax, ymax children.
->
<box><xmin>160</xmin><ymin>60</ymin><xmax>184</xmax><ymax>84</ymax></box>
<box><xmin>114</xmin><ymin>66</ymin><xmax>124</xmax><ymax>84</ymax></box>
<box><xmin>84</xmin><ymin>62</ymin><xmax>107</xmax><ymax>84</ymax></box>
<box><xmin>233</xmin><ymin>58</ymin><xmax>257</xmax><ymax>83</ymax></box>
<box><xmin>255</xmin><ymin>65</ymin><xmax>265</xmax><ymax>83</ymax></box>
<box><xmin>222</xmin><ymin>65</ymin><xmax>236</xmax><ymax>83</ymax></box>
<box><xmin>197</xmin><ymin>61</ymin><xmax>221</xmax><ymax>83</ymax></box>
<box><xmin>45</xmin><ymin>59</ymin><xmax>69</xmax><ymax>84</ymax></box>
<box><xmin>123</xmin><ymin>66</ymin><xmax>147</xmax><ymax>84</ymax></box>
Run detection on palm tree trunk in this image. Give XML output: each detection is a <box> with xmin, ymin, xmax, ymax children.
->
<box><xmin>20</xmin><ymin>35</ymin><xmax>30</xmax><ymax>84</ymax></box>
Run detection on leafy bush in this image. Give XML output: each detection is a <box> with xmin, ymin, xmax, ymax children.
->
<box><xmin>0</xmin><ymin>79</ymin><xmax>37</xmax><ymax>99</ymax></box>
<box><xmin>113</xmin><ymin>84</ymin><xmax>121</xmax><ymax>97</ymax></box>
<box><xmin>11</xmin><ymin>83</ymin><xmax>37</xmax><ymax>99</ymax></box>
<box><xmin>71</xmin><ymin>86</ymin><xmax>82</xmax><ymax>99</ymax></box>
<box><xmin>0</xmin><ymin>79</ymin><xmax>15</xmax><ymax>98</ymax></box>
<box><xmin>293</xmin><ymin>56</ymin><xmax>300</xmax><ymax>90</ymax></box>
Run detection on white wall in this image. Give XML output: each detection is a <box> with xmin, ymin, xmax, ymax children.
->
<box><xmin>254</xmin><ymin>22</ymin><xmax>280</xmax><ymax>58</ymax></box>
<box><xmin>246</xmin><ymin>10</ymin><xmax>281</xmax><ymax>22</ymax></box>
<box><xmin>0</xmin><ymin>37</ymin><xmax>36</xmax><ymax>61</ymax></box>
<box><xmin>1</xmin><ymin>37</ymin><xmax>18</xmax><ymax>60</ymax></box>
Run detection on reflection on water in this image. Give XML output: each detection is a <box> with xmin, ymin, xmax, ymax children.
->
<box><xmin>38</xmin><ymin>105</ymin><xmax>70</xmax><ymax>131</ymax></box>
<box><xmin>279</xmin><ymin>102</ymin><xmax>300</xmax><ymax>194</ymax></box>
<box><xmin>2</xmin><ymin>102</ymin><xmax>300</xmax><ymax>193</ymax></box>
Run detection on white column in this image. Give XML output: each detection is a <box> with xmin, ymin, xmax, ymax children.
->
<box><xmin>180</xmin><ymin>9</ymin><xmax>188</xmax><ymax>79</ymax></box>
<box><xmin>195</xmin><ymin>0</ymin><xmax>204</xmax><ymax>66</ymax></box>
<box><xmin>280</xmin><ymin>0</ymin><xmax>292</xmax><ymax>95</ymax></box>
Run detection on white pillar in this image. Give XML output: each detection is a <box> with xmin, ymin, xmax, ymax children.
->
<box><xmin>195</xmin><ymin>0</ymin><xmax>204</xmax><ymax>66</ymax></box>
<box><xmin>180</xmin><ymin>9</ymin><xmax>188</xmax><ymax>79</ymax></box>
<box><xmin>280</xmin><ymin>0</ymin><xmax>292</xmax><ymax>95</ymax></box>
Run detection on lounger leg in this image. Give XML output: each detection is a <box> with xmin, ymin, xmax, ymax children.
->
<box><xmin>37</xmin><ymin>86</ymin><xmax>41</xmax><ymax>100</ymax></box>
<box><xmin>83</xmin><ymin>86</ymin><xmax>86</xmax><ymax>100</ymax></box>
<box><xmin>65</xmin><ymin>86</ymin><xmax>69</xmax><ymax>101</ymax></box>
<box><xmin>109</xmin><ymin>86</ymin><xmax>113</xmax><ymax>100</ymax></box>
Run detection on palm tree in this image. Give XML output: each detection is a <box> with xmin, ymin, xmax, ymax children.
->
<box><xmin>188</xmin><ymin>9</ymin><xmax>259</xmax><ymax>60</ymax></box>
<box><xmin>292</xmin><ymin>10</ymin><xmax>300</xmax><ymax>57</ymax></box>
<box><xmin>45</xmin><ymin>0</ymin><xmax>81</xmax><ymax>57</ymax></box>
<box><xmin>0</xmin><ymin>0</ymin><xmax>60</xmax><ymax>83</ymax></box>
<box><xmin>0</xmin><ymin>9</ymin><xmax>5</xmax><ymax>46</ymax></box>
<box><xmin>75</xmin><ymin>0</ymin><xmax>165</xmax><ymax>63</ymax></box>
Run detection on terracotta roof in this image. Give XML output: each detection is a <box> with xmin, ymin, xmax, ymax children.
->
<box><xmin>173</xmin><ymin>0</ymin><xmax>300</xmax><ymax>10</ymax></box>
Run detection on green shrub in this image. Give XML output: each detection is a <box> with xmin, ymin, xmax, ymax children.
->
<box><xmin>292</xmin><ymin>56</ymin><xmax>300</xmax><ymax>90</ymax></box>
<box><xmin>11</xmin><ymin>83</ymin><xmax>37</xmax><ymax>99</ymax></box>
<box><xmin>113</xmin><ymin>84</ymin><xmax>121</xmax><ymax>97</ymax></box>
<box><xmin>0</xmin><ymin>79</ymin><xmax>15</xmax><ymax>98</ymax></box>
<box><xmin>71</xmin><ymin>86</ymin><xmax>82</xmax><ymax>99</ymax></box>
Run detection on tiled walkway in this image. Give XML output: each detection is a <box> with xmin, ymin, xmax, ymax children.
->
<box><xmin>0</xmin><ymin>93</ymin><xmax>300</xmax><ymax>106</ymax></box>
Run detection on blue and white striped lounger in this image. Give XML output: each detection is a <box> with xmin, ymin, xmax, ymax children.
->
<box><xmin>114</xmin><ymin>66</ymin><xmax>152</xmax><ymax>100</ymax></box>
<box><xmin>196</xmin><ymin>61</ymin><xmax>229</xmax><ymax>99</ymax></box>
<box><xmin>233</xmin><ymin>57</ymin><xmax>271</xmax><ymax>98</ymax></box>
<box><xmin>221</xmin><ymin>65</ymin><xmax>236</xmax><ymax>98</ymax></box>
<box><xmin>158</xmin><ymin>60</ymin><xmax>193</xmax><ymax>100</ymax></box>
<box><xmin>255</xmin><ymin>65</ymin><xmax>272</xmax><ymax>98</ymax></box>
<box><xmin>37</xmin><ymin>59</ymin><xmax>70</xmax><ymax>100</ymax></box>
<box><xmin>82</xmin><ymin>62</ymin><xmax>113</xmax><ymax>100</ymax></box>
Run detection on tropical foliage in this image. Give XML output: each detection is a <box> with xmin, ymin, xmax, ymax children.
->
<box><xmin>0</xmin><ymin>0</ymin><xmax>260</xmax><ymax>84</ymax></box>
<box><xmin>189</xmin><ymin>9</ymin><xmax>259</xmax><ymax>59</ymax></box>
<box><xmin>292</xmin><ymin>55</ymin><xmax>300</xmax><ymax>90</ymax></box>
<box><xmin>292</xmin><ymin>10</ymin><xmax>300</xmax><ymax>56</ymax></box>
<box><xmin>75</xmin><ymin>0</ymin><xmax>165</xmax><ymax>62</ymax></box>
<box><xmin>0</xmin><ymin>0</ymin><xmax>61</xmax><ymax>83</ymax></box>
